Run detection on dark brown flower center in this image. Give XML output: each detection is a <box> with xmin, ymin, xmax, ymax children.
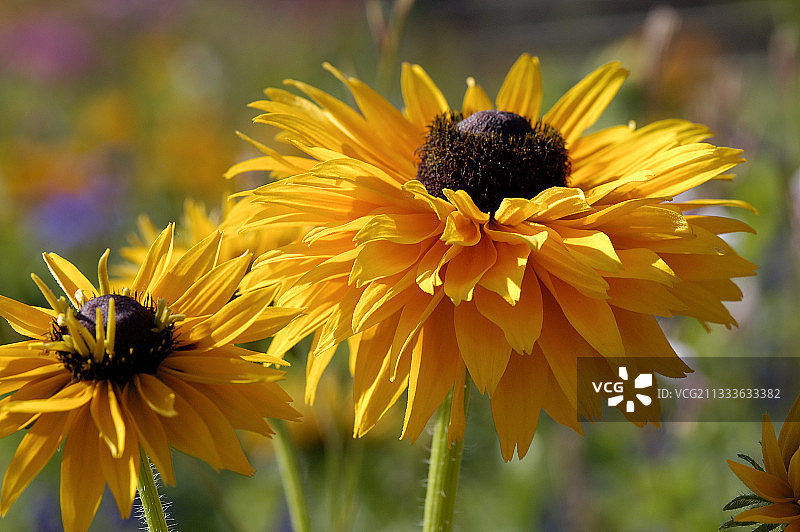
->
<box><xmin>415</xmin><ymin>110</ymin><xmax>571</xmax><ymax>214</ymax></box>
<box><xmin>53</xmin><ymin>294</ymin><xmax>174</xmax><ymax>383</ymax></box>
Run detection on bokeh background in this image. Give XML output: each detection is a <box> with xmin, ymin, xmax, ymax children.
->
<box><xmin>1</xmin><ymin>0</ymin><xmax>799</xmax><ymax>530</ymax></box>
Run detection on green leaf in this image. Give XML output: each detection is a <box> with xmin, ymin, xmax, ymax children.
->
<box><xmin>719</xmin><ymin>518</ymin><xmax>759</xmax><ymax>530</ymax></box>
<box><xmin>751</xmin><ymin>524</ymin><xmax>780</xmax><ymax>532</ymax></box>
<box><xmin>738</xmin><ymin>453</ymin><xmax>765</xmax><ymax>472</ymax></box>
<box><xmin>723</xmin><ymin>494</ymin><xmax>770</xmax><ymax>511</ymax></box>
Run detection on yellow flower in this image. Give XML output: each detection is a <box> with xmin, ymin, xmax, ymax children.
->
<box><xmin>0</xmin><ymin>224</ymin><xmax>301</xmax><ymax>532</ymax></box>
<box><xmin>727</xmin><ymin>395</ymin><xmax>800</xmax><ymax>530</ymax></box>
<box><xmin>116</xmin><ymin>196</ymin><xmax>303</xmax><ymax>284</ymax></box>
<box><xmin>229</xmin><ymin>54</ymin><xmax>756</xmax><ymax>460</ymax></box>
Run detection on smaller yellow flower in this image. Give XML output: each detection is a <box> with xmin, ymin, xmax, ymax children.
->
<box><xmin>726</xmin><ymin>394</ymin><xmax>800</xmax><ymax>530</ymax></box>
<box><xmin>0</xmin><ymin>224</ymin><xmax>302</xmax><ymax>532</ymax></box>
<box><xmin>117</xmin><ymin>196</ymin><xmax>303</xmax><ymax>284</ymax></box>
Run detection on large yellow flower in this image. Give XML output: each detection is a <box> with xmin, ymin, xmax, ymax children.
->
<box><xmin>229</xmin><ymin>54</ymin><xmax>756</xmax><ymax>460</ymax></box>
<box><xmin>726</xmin><ymin>395</ymin><xmax>800</xmax><ymax>529</ymax></box>
<box><xmin>0</xmin><ymin>225</ymin><xmax>301</xmax><ymax>532</ymax></box>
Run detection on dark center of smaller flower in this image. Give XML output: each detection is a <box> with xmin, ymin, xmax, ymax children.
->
<box><xmin>415</xmin><ymin>109</ymin><xmax>571</xmax><ymax>214</ymax></box>
<box><xmin>54</xmin><ymin>294</ymin><xmax>175</xmax><ymax>383</ymax></box>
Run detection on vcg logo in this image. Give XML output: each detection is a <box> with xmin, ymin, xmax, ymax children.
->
<box><xmin>591</xmin><ymin>367</ymin><xmax>654</xmax><ymax>413</ymax></box>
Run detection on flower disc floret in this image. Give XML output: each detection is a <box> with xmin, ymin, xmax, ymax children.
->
<box><xmin>416</xmin><ymin>109</ymin><xmax>571</xmax><ymax>213</ymax></box>
<box><xmin>55</xmin><ymin>294</ymin><xmax>177</xmax><ymax>383</ymax></box>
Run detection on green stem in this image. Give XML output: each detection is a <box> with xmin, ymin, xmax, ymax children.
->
<box><xmin>422</xmin><ymin>376</ymin><xmax>471</xmax><ymax>532</ymax></box>
<box><xmin>137</xmin><ymin>447</ymin><xmax>169</xmax><ymax>532</ymax></box>
<box><xmin>273</xmin><ymin>419</ymin><xmax>311</xmax><ymax>532</ymax></box>
<box><xmin>369</xmin><ymin>0</ymin><xmax>417</xmax><ymax>94</ymax></box>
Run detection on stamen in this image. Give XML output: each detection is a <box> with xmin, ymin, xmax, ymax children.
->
<box><xmin>153</xmin><ymin>298</ymin><xmax>184</xmax><ymax>332</ymax></box>
<box><xmin>64</xmin><ymin>310</ymin><xmax>91</xmax><ymax>358</ymax></box>
<box><xmin>31</xmin><ymin>274</ymin><xmax>68</xmax><ymax>315</ymax></box>
<box><xmin>98</xmin><ymin>249</ymin><xmax>111</xmax><ymax>296</ymax></box>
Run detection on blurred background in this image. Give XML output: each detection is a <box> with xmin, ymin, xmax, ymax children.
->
<box><xmin>0</xmin><ymin>0</ymin><xmax>798</xmax><ymax>530</ymax></box>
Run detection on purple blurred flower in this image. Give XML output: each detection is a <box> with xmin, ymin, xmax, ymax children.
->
<box><xmin>0</xmin><ymin>14</ymin><xmax>95</xmax><ymax>82</ymax></box>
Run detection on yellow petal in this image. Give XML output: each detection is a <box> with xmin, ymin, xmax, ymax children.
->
<box><xmin>557</xmin><ymin>226</ymin><xmax>622</xmax><ymax>273</ymax></box>
<box><xmin>591</xmin><ymin>205</ymin><xmax>691</xmax><ymax>241</ymax></box>
<box><xmin>161</xmin><ymin>355</ymin><xmax>283</xmax><ymax>384</ymax></box>
<box><xmin>122</xmin><ymin>382</ymin><xmax>175</xmax><ymax>485</ymax></box>
<box><xmin>543</xmin><ymin>275</ymin><xmax>623</xmax><ymax>357</ymax></box>
<box><xmin>170</xmin><ymin>251</ymin><xmax>251</xmax><ymax>316</ymax></box>
<box><xmin>490</xmin><ymin>351</ymin><xmax>546</xmax><ymax>461</ymax></box>
<box><xmin>442</xmin><ymin>211</ymin><xmax>481</xmax><ymax>246</ymax></box>
<box><xmin>473</xmin><ymin>272</ymin><xmax>543</xmax><ymax>355</ymax></box>
<box><xmin>0</xmin><ymin>359</ymin><xmax>64</xmax><ymax>396</ymax></box>
<box><xmin>476</xmin><ymin>240</ymin><xmax>530</xmax><ymax>304</ymax></box>
<box><xmin>442</xmin><ymin>189</ymin><xmax>490</xmax><ymax>223</ymax></box>
<box><xmin>612</xmin><ymin>308</ymin><xmax>692</xmax><ymax>378</ymax></box>
<box><xmin>150</xmin><ymin>230</ymin><xmax>222</xmax><ymax>304</ymax></box>
<box><xmin>661</xmin><ymin>248</ymin><xmax>757</xmax><ymax>282</ymax></box>
<box><xmin>197</xmin><ymin>384</ymin><xmax>276</xmax><ymax>436</ymax></box>
<box><xmin>415</xmin><ymin>239</ymin><xmax>451</xmax><ymax>294</ymax></box>
<box><xmin>352</xmin><ymin>270</ymin><xmax>417</xmax><ymax>333</ymax></box>
<box><xmin>443</xmin><ymin>236</ymin><xmax>497</xmax><ymax>304</ymax></box>
<box><xmin>671</xmin><ymin>198</ymin><xmax>758</xmax><ymax>214</ymax></box>
<box><xmin>0</xmin><ymin>296</ymin><xmax>53</xmax><ymax>339</ymax></box>
<box><xmin>224</xmin><ymin>151</ymin><xmax>315</xmax><ymax>179</ymax></box>
<box><xmin>780</xmin><ymin>393</ymin><xmax>800</xmax><ymax>466</ymax></box>
<box><xmin>401</xmin><ymin>62</ymin><xmax>449</xmax><ymax>129</ymax></box>
<box><xmin>453</xmin><ymin>302</ymin><xmax>512</xmax><ymax>395</ymax></box>
<box><xmin>733</xmin><ymin>503</ymin><xmax>800</xmax><ymax>523</ymax></box>
<box><xmin>350</xmin><ymin>241</ymin><xmax>422</xmax><ymax>286</ymax></box>
<box><xmin>42</xmin><ymin>252</ymin><xmax>98</xmax><ymax>309</ymax></box>
<box><xmin>763</xmin><ymin>413</ymin><xmax>789</xmax><ymax>483</ymax></box>
<box><xmin>388</xmin><ymin>290</ymin><xmax>446</xmax><ymax>378</ymax></box>
<box><xmin>629</xmin><ymin>144</ymin><xmax>744</xmax><ymax>198</ymax></box>
<box><xmin>535</xmin><ymin>290</ymin><xmax>603</xmax><ymax>422</ymax></box>
<box><xmin>355</xmin><ymin>213</ymin><xmax>442</xmax><ymax>244</ymax></box>
<box><xmin>160</xmin><ymin>374</ymin><xmax>253</xmax><ymax>475</ymax></box>
<box><xmin>543</xmin><ymin>62</ymin><xmax>628</xmax><ymax>145</ymax></box>
<box><xmin>606</xmin><ymin>278</ymin><xmax>686</xmax><ymax>317</ymax></box>
<box><xmin>59</xmin><ymin>407</ymin><xmax>105</xmax><ymax>532</ymax></box>
<box><xmin>494</xmin><ymin>198</ymin><xmax>540</xmax><ymax>226</ymax></box>
<box><xmin>130</xmin><ymin>224</ymin><xmax>174</xmax><ymax>296</ymax></box>
<box><xmin>401</xmin><ymin>302</ymin><xmax>462</xmax><ymax>443</ymax></box>
<box><xmin>495</xmin><ymin>53</ymin><xmax>542</xmax><ymax>119</ymax></box>
<box><xmin>728</xmin><ymin>460</ymin><xmax>794</xmax><ymax>502</ymax></box>
<box><xmin>3</xmin><ymin>381</ymin><xmax>93</xmax><ymax>413</ymax></box>
<box><xmin>603</xmin><ymin>248</ymin><xmax>678</xmax><ymax>285</ymax></box>
<box><xmin>668</xmin><ymin>280</ymin><xmax>737</xmax><ymax>326</ymax></box>
<box><xmin>323</xmin><ymin>62</ymin><xmax>422</xmax><ymax>158</ymax></box>
<box><xmin>133</xmin><ymin>373</ymin><xmax>177</xmax><ymax>417</ymax></box>
<box><xmin>97</xmin><ymin>411</ymin><xmax>138</xmax><ymax>519</ymax></box>
<box><xmin>90</xmin><ymin>381</ymin><xmax>126</xmax><ymax>458</ymax></box>
<box><xmin>684</xmin><ymin>215</ymin><xmax>755</xmax><ymax>235</ymax></box>
<box><xmin>462</xmin><ymin>77</ymin><xmax>493</xmax><ymax>116</ymax></box>
<box><xmin>788</xmin><ymin>448</ymin><xmax>800</xmax><ymax>497</ymax></box>
<box><xmin>352</xmin><ymin>316</ymin><xmax>411</xmax><ymax>437</ymax></box>
<box><xmin>528</xmin><ymin>187</ymin><xmax>591</xmax><ymax>221</ymax></box>
<box><xmin>0</xmin><ymin>372</ymin><xmax>71</xmax><ymax>437</ymax></box>
<box><xmin>185</xmin><ymin>291</ymin><xmax>302</xmax><ymax>349</ymax></box>
<box><xmin>0</xmin><ymin>414</ymin><xmax>69</xmax><ymax>514</ymax></box>
<box><xmin>531</xmin><ymin>231</ymin><xmax>610</xmax><ymax>300</ymax></box>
